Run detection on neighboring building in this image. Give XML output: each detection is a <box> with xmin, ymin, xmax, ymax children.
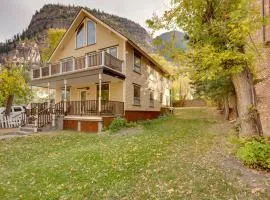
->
<box><xmin>29</xmin><ymin>9</ymin><xmax>171</xmax><ymax>132</ymax></box>
<box><xmin>255</xmin><ymin>0</ymin><xmax>270</xmax><ymax>136</ymax></box>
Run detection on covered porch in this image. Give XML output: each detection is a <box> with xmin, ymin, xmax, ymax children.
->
<box><xmin>31</xmin><ymin>67</ymin><xmax>125</xmax><ymax>118</ymax></box>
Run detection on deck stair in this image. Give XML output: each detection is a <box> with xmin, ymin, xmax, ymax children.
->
<box><xmin>18</xmin><ymin>102</ymin><xmax>62</xmax><ymax>134</ymax></box>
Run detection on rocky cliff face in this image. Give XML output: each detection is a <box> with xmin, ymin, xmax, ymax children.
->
<box><xmin>0</xmin><ymin>41</ymin><xmax>40</xmax><ymax>66</ymax></box>
<box><xmin>0</xmin><ymin>4</ymin><xmax>153</xmax><ymax>66</ymax></box>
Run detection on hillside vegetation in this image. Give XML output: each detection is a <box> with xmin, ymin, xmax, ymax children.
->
<box><xmin>41</xmin><ymin>29</ymin><xmax>65</xmax><ymax>62</ymax></box>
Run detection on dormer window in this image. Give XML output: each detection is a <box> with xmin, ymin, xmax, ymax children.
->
<box><xmin>87</xmin><ymin>20</ymin><xmax>96</xmax><ymax>45</ymax></box>
<box><xmin>76</xmin><ymin>23</ymin><xmax>84</xmax><ymax>48</ymax></box>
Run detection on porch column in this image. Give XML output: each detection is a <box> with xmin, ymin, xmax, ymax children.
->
<box><xmin>48</xmin><ymin>64</ymin><xmax>51</xmax><ymax>76</ymax></box>
<box><xmin>47</xmin><ymin>82</ymin><xmax>50</xmax><ymax>108</ymax></box>
<box><xmin>85</xmin><ymin>54</ymin><xmax>88</xmax><ymax>68</ymax></box>
<box><xmin>98</xmin><ymin>71</ymin><xmax>102</xmax><ymax>115</ymax></box>
<box><xmin>101</xmin><ymin>51</ymin><xmax>105</xmax><ymax>66</ymax></box>
<box><xmin>64</xmin><ymin>79</ymin><xmax>67</xmax><ymax>113</ymax></box>
<box><xmin>72</xmin><ymin>57</ymin><xmax>75</xmax><ymax>71</ymax></box>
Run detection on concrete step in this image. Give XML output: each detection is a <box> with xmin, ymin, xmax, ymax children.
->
<box><xmin>26</xmin><ymin>123</ymin><xmax>36</xmax><ymax>128</ymax></box>
<box><xmin>20</xmin><ymin>126</ymin><xmax>37</xmax><ymax>133</ymax></box>
<box><xmin>18</xmin><ymin>131</ymin><xmax>33</xmax><ymax>135</ymax></box>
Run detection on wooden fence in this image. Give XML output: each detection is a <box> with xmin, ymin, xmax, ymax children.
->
<box><xmin>0</xmin><ymin>113</ymin><xmax>25</xmax><ymax>128</ymax></box>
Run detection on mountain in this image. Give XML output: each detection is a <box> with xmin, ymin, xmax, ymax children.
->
<box><xmin>154</xmin><ymin>31</ymin><xmax>187</xmax><ymax>51</ymax></box>
<box><xmin>0</xmin><ymin>4</ymin><xmax>153</xmax><ymax>65</ymax></box>
<box><xmin>25</xmin><ymin>4</ymin><xmax>153</xmax><ymax>50</ymax></box>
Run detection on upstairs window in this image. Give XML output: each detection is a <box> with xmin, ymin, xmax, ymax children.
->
<box><xmin>76</xmin><ymin>23</ymin><xmax>84</xmax><ymax>48</ymax></box>
<box><xmin>133</xmin><ymin>84</ymin><xmax>141</xmax><ymax>105</ymax></box>
<box><xmin>134</xmin><ymin>52</ymin><xmax>141</xmax><ymax>73</ymax></box>
<box><xmin>109</xmin><ymin>47</ymin><xmax>117</xmax><ymax>57</ymax></box>
<box><xmin>104</xmin><ymin>46</ymin><xmax>118</xmax><ymax>58</ymax></box>
<box><xmin>87</xmin><ymin>20</ymin><xmax>96</xmax><ymax>45</ymax></box>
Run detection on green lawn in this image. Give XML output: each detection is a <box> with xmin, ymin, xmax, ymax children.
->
<box><xmin>0</xmin><ymin>108</ymin><xmax>268</xmax><ymax>199</ymax></box>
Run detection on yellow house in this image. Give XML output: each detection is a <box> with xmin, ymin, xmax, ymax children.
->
<box><xmin>29</xmin><ymin>9</ymin><xmax>172</xmax><ymax>132</ymax></box>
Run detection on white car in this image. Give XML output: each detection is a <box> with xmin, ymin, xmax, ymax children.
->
<box><xmin>0</xmin><ymin>106</ymin><xmax>26</xmax><ymax>118</ymax></box>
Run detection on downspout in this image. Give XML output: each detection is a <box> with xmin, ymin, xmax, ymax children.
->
<box><xmin>262</xmin><ymin>0</ymin><xmax>266</xmax><ymax>43</ymax></box>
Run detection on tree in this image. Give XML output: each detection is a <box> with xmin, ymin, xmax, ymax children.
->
<box><xmin>192</xmin><ymin>75</ymin><xmax>235</xmax><ymax>120</ymax></box>
<box><xmin>41</xmin><ymin>28</ymin><xmax>66</xmax><ymax>62</ymax></box>
<box><xmin>147</xmin><ymin>0</ymin><xmax>263</xmax><ymax>137</ymax></box>
<box><xmin>0</xmin><ymin>64</ymin><xmax>32</xmax><ymax>115</ymax></box>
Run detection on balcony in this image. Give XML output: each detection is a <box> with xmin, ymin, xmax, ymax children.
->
<box><xmin>32</xmin><ymin>51</ymin><xmax>123</xmax><ymax>80</ymax></box>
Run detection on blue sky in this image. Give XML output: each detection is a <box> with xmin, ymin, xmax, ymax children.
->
<box><xmin>0</xmin><ymin>0</ymin><xmax>171</xmax><ymax>42</ymax></box>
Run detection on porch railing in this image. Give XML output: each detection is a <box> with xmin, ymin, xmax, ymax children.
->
<box><xmin>30</xmin><ymin>102</ymin><xmax>48</xmax><ymax>113</ymax></box>
<box><xmin>101</xmin><ymin>100</ymin><xmax>124</xmax><ymax>116</ymax></box>
<box><xmin>104</xmin><ymin>52</ymin><xmax>122</xmax><ymax>72</ymax></box>
<box><xmin>37</xmin><ymin>107</ymin><xmax>53</xmax><ymax>128</ymax></box>
<box><xmin>65</xmin><ymin>100</ymin><xmax>124</xmax><ymax>116</ymax></box>
<box><xmin>32</xmin><ymin>51</ymin><xmax>123</xmax><ymax>80</ymax></box>
<box><xmin>62</xmin><ymin>58</ymin><xmax>73</xmax><ymax>73</ymax></box>
<box><xmin>51</xmin><ymin>63</ymin><xmax>60</xmax><ymax>75</ymax></box>
<box><xmin>67</xmin><ymin>100</ymin><xmax>98</xmax><ymax>116</ymax></box>
<box><xmin>55</xmin><ymin>101</ymin><xmax>64</xmax><ymax>116</ymax></box>
<box><xmin>17</xmin><ymin>100</ymin><xmax>123</xmax><ymax>129</ymax></box>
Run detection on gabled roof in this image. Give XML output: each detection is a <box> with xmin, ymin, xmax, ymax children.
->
<box><xmin>48</xmin><ymin>8</ymin><xmax>170</xmax><ymax>76</ymax></box>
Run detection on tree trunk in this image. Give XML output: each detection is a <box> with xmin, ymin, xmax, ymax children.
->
<box><xmin>231</xmin><ymin>67</ymin><xmax>263</xmax><ymax>137</ymax></box>
<box><xmin>223</xmin><ymin>96</ymin><xmax>230</xmax><ymax>121</ymax></box>
<box><xmin>5</xmin><ymin>95</ymin><xmax>14</xmax><ymax>116</ymax></box>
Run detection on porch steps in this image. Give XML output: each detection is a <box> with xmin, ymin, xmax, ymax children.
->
<box><xmin>19</xmin><ymin>125</ymin><xmax>37</xmax><ymax>133</ymax></box>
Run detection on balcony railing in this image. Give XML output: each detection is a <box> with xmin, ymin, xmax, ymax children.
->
<box><xmin>32</xmin><ymin>51</ymin><xmax>123</xmax><ymax>80</ymax></box>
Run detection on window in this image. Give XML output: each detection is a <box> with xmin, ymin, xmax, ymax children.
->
<box><xmin>13</xmin><ymin>107</ymin><xmax>22</xmax><ymax>112</ymax></box>
<box><xmin>134</xmin><ymin>52</ymin><xmax>141</xmax><ymax>73</ymax></box>
<box><xmin>61</xmin><ymin>88</ymin><xmax>70</xmax><ymax>101</ymax></box>
<box><xmin>133</xmin><ymin>84</ymin><xmax>141</xmax><ymax>105</ymax></box>
<box><xmin>76</xmin><ymin>23</ymin><xmax>84</xmax><ymax>48</ymax></box>
<box><xmin>149</xmin><ymin>91</ymin><xmax>154</xmax><ymax>107</ymax></box>
<box><xmin>160</xmin><ymin>93</ymin><xmax>163</xmax><ymax>104</ymax></box>
<box><xmin>109</xmin><ymin>47</ymin><xmax>117</xmax><ymax>57</ymax></box>
<box><xmin>87</xmin><ymin>20</ymin><xmax>96</xmax><ymax>45</ymax></box>
<box><xmin>96</xmin><ymin>84</ymin><xmax>109</xmax><ymax>101</ymax></box>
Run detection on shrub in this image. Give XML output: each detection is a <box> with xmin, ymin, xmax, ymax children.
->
<box><xmin>109</xmin><ymin>117</ymin><xmax>136</xmax><ymax>133</ymax></box>
<box><xmin>236</xmin><ymin>137</ymin><xmax>270</xmax><ymax>170</ymax></box>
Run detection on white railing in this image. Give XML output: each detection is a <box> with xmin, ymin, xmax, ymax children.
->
<box><xmin>32</xmin><ymin>51</ymin><xmax>123</xmax><ymax>80</ymax></box>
